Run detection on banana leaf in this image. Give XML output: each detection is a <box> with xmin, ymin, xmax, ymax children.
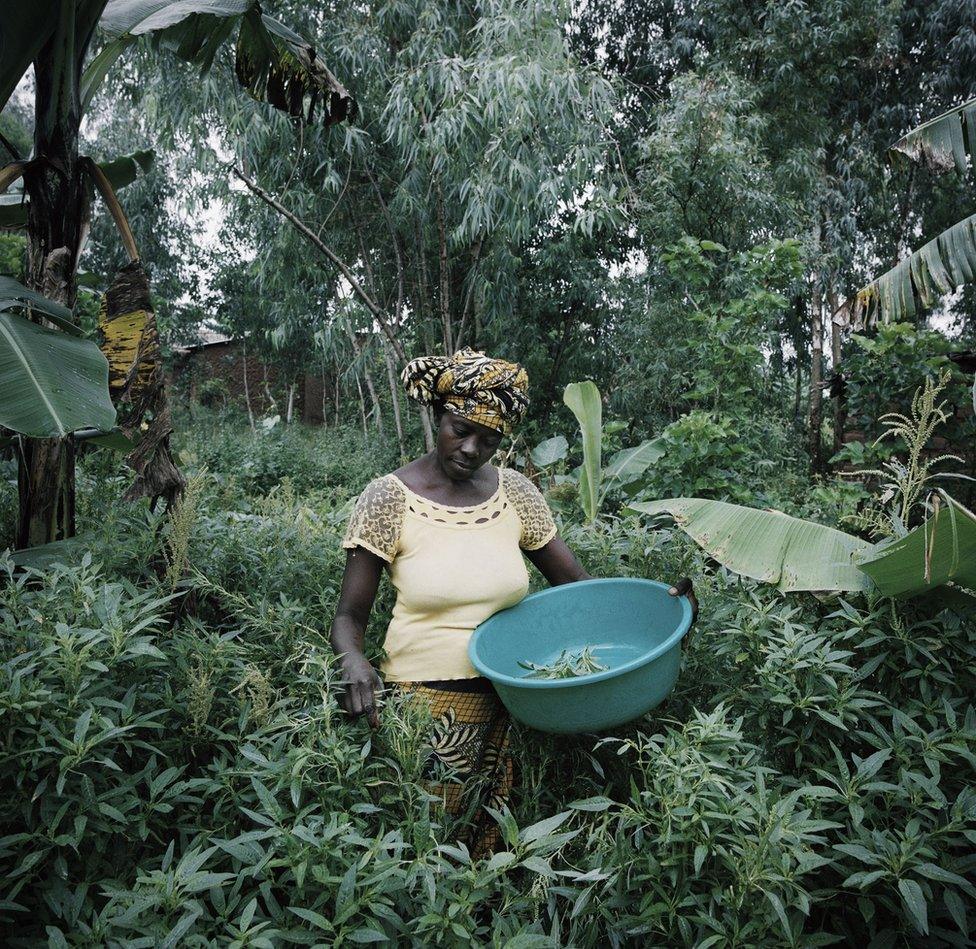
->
<box><xmin>0</xmin><ymin>275</ymin><xmax>80</xmax><ymax>335</ymax></box>
<box><xmin>854</xmin><ymin>213</ymin><xmax>976</xmax><ymax>326</ymax></box>
<box><xmin>604</xmin><ymin>438</ymin><xmax>665</xmax><ymax>487</ymax></box>
<box><xmin>97</xmin><ymin>149</ymin><xmax>155</xmax><ymax>190</ymax></box>
<box><xmin>6</xmin><ymin>536</ymin><xmax>91</xmax><ymax>570</ymax></box>
<box><xmin>0</xmin><ymin>0</ymin><xmax>64</xmax><ymax>112</ymax></box>
<box><xmin>0</xmin><ymin>310</ymin><xmax>116</xmax><ymax>437</ymax></box>
<box><xmin>855</xmin><ymin>495</ymin><xmax>976</xmax><ymax>597</ymax></box>
<box><xmin>96</xmin><ymin>0</ymin><xmax>355</xmax><ymax>125</ymax></box>
<box><xmin>633</xmin><ymin>498</ymin><xmax>875</xmax><ymax>593</ymax></box>
<box><xmin>563</xmin><ymin>381</ymin><xmax>602</xmax><ymax>521</ymax></box>
<box><xmin>891</xmin><ymin>98</ymin><xmax>976</xmax><ymax>176</ymax></box>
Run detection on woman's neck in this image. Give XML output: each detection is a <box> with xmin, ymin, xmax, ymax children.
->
<box><xmin>394</xmin><ymin>453</ymin><xmax>498</xmax><ymax>506</ymax></box>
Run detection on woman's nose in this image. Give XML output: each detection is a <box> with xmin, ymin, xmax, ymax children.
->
<box><xmin>460</xmin><ymin>436</ymin><xmax>479</xmax><ymax>458</ymax></box>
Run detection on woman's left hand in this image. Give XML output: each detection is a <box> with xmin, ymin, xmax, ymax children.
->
<box><xmin>668</xmin><ymin>577</ymin><xmax>699</xmax><ymax>637</ymax></box>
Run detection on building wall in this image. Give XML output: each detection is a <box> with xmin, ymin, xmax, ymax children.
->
<box><xmin>168</xmin><ymin>341</ymin><xmax>317</xmax><ymax>423</ymax></box>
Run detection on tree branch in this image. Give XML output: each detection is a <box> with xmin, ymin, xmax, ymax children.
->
<box><xmin>231</xmin><ymin>164</ymin><xmax>406</xmax><ymax>362</ymax></box>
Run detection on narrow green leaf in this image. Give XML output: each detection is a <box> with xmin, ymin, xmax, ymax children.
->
<box><xmin>563</xmin><ymin>381</ymin><xmax>601</xmax><ymax>521</ymax></box>
<box><xmin>898</xmin><ymin>878</ymin><xmax>928</xmax><ymax>934</ymax></box>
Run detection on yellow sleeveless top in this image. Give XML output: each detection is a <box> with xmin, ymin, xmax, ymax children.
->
<box><xmin>341</xmin><ymin>467</ymin><xmax>557</xmax><ymax>681</ymax></box>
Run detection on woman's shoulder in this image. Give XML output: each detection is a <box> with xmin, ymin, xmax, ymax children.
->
<box><xmin>354</xmin><ymin>473</ymin><xmax>407</xmax><ymax>507</ymax></box>
<box><xmin>499</xmin><ymin>467</ymin><xmax>541</xmax><ymax>496</ymax></box>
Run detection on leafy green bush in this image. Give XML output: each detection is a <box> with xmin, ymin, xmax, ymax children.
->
<box><xmin>2</xmin><ymin>413</ymin><xmax>974</xmax><ymax>946</ymax></box>
<box><xmin>176</xmin><ymin>407</ymin><xmax>398</xmax><ymax>498</ymax></box>
<box><xmin>629</xmin><ymin>409</ymin><xmax>806</xmax><ymax>507</ymax></box>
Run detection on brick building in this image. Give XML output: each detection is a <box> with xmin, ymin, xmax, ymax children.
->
<box><xmin>168</xmin><ymin>330</ymin><xmax>328</xmax><ymax>424</ymax></box>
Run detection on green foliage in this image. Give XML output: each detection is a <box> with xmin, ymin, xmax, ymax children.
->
<box><xmin>615</xmin><ymin>236</ymin><xmax>803</xmax><ymax>431</ymax></box>
<box><xmin>632</xmin><ymin>410</ymin><xmax>805</xmax><ymax>507</ymax></box>
<box><xmin>2</xmin><ymin>414</ymin><xmax>975</xmax><ymax>945</ymax></box>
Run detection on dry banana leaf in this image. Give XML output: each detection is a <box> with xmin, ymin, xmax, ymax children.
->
<box><xmin>98</xmin><ymin>260</ymin><xmax>184</xmax><ymax>505</ymax></box>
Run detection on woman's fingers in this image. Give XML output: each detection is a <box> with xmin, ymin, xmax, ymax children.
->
<box><xmin>668</xmin><ymin>577</ymin><xmax>693</xmax><ymax>597</ymax></box>
<box><xmin>668</xmin><ymin>577</ymin><xmax>699</xmax><ymax>634</ymax></box>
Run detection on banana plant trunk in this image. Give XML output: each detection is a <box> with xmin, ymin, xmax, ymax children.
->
<box><xmin>16</xmin><ymin>2</ymin><xmax>101</xmax><ymax>547</ymax></box>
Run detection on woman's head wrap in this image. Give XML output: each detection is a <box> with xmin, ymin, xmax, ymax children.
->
<box><xmin>401</xmin><ymin>348</ymin><xmax>529</xmax><ymax>435</ymax></box>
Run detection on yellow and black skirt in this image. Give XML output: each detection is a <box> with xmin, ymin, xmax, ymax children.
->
<box><xmin>396</xmin><ymin>677</ymin><xmax>512</xmax><ymax>858</ymax></box>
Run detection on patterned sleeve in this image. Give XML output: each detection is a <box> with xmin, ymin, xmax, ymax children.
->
<box><xmin>342</xmin><ymin>475</ymin><xmax>406</xmax><ymax>563</ymax></box>
<box><xmin>502</xmin><ymin>469</ymin><xmax>558</xmax><ymax>551</ymax></box>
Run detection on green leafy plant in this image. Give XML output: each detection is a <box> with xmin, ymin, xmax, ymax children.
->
<box><xmin>518</xmin><ymin>647</ymin><xmax>609</xmax><ymax>679</ymax></box>
<box><xmin>844</xmin><ymin>369</ymin><xmax>965</xmax><ymax>539</ymax></box>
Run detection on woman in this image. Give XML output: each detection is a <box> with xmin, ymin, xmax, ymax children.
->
<box><xmin>330</xmin><ymin>348</ymin><xmax>694</xmax><ymax>855</ymax></box>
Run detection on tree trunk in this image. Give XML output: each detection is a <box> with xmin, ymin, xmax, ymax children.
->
<box><xmin>808</xmin><ymin>223</ymin><xmax>824</xmax><ymax>473</ymax></box>
<box><xmin>355</xmin><ymin>376</ymin><xmax>368</xmax><ymax>440</ymax></box>
<box><xmin>242</xmin><ymin>339</ymin><xmax>255</xmax><ymax>431</ymax></box>
<box><xmin>320</xmin><ymin>358</ymin><xmax>329</xmax><ymax>428</ymax></box>
<box><xmin>829</xmin><ymin>290</ymin><xmax>846</xmax><ymax>459</ymax></box>
<box><xmin>436</xmin><ymin>181</ymin><xmax>453</xmax><ymax>354</ymax></box>
<box><xmin>383</xmin><ymin>342</ymin><xmax>406</xmax><ymax>461</ymax></box>
<box><xmin>17</xmin><ymin>6</ymin><xmax>93</xmax><ymax>548</ymax></box>
<box><xmin>345</xmin><ymin>321</ymin><xmax>383</xmax><ymax>435</ymax></box>
<box><xmin>286</xmin><ymin>382</ymin><xmax>296</xmax><ymax>424</ymax></box>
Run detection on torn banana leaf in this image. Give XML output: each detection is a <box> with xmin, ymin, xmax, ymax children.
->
<box><xmin>98</xmin><ymin>260</ymin><xmax>184</xmax><ymax>504</ymax></box>
<box><xmin>855</xmin><ymin>495</ymin><xmax>976</xmax><ymax>597</ymax></box>
<box><xmin>632</xmin><ymin>497</ymin><xmax>876</xmax><ymax>593</ymax></box>
<box><xmin>890</xmin><ymin>98</ymin><xmax>976</xmax><ymax>176</ymax></box>
<box><xmin>854</xmin><ymin>212</ymin><xmax>976</xmax><ymax>326</ymax></box>
<box><xmin>97</xmin><ymin>0</ymin><xmax>355</xmax><ymax>125</ymax></box>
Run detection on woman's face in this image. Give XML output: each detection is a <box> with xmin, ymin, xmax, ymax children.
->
<box><xmin>436</xmin><ymin>410</ymin><xmax>503</xmax><ymax>480</ymax></box>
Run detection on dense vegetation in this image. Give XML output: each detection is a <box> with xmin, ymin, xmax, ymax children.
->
<box><xmin>2</xmin><ymin>0</ymin><xmax>975</xmax><ymax>945</ymax></box>
<box><xmin>1</xmin><ymin>405</ymin><xmax>974</xmax><ymax>946</ymax></box>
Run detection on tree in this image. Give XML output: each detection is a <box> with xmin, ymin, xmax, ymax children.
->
<box><xmin>0</xmin><ymin>1</ymin><xmax>353</xmax><ymax>548</ymax></box>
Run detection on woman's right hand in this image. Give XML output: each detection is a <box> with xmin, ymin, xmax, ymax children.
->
<box><xmin>338</xmin><ymin>652</ymin><xmax>383</xmax><ymax>729</ymax></box>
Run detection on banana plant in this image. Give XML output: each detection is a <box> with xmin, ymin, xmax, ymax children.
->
<box><xmin>0</xmin><ymin>277</ymin><xmax>116</xmax><ymax>437</ymax></box>
<box><xmin>854</xmin><ymin>99</ymin><xmax>976</xmax><ymax>326</ymax></box>
<box><xmin>633</xmin><ymin>493</ymin><xmax>976</xmax><ymax>602</ymax></box>
<box><xmin>559</xmin><ymin>381</ymin><xmax>665</xmax><ymax>521</ymax></box>
<box><xmin>0</xmin><ymin>0</ymin><xmax>355</xmax><ymax>548</ymax></box>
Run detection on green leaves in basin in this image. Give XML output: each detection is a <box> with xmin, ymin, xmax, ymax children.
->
<box><xmin>563</xmin><ymin>381</ymin><xmax>602</xmax><ymax>521</ymax></box>
<box><xmin>0</xmin><ymin>309</ymin><xmax>116</xmax><ymax>438</ymax></box>
<box><xmin>856</xmin><ymin>494</ymin><xmax>976</xmax><ymax>597</ymax></box>
<box><xmin>633</xmin><ymin>498</ymin><xmax>875</xmax><ymax>593</ymax></box>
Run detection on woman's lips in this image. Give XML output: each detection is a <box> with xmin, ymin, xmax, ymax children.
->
<box><xmin>451</xmin><ymin>458</ymin><xmax>474</xmax><ymax>471</ymax></box>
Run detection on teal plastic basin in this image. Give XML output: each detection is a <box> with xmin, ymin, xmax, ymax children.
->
<box><xmin>468</xmin><ymin>578</ymin><xmax>692</xmax><ymax>734</ymax></box>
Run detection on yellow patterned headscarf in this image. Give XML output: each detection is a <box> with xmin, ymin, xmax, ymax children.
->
<box><xmin>401</xmin><ymin>348</ymin><xmax>529</xmax><ymax>435</ymax></box>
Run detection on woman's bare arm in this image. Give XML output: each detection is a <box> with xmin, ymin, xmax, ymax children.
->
<box><xmin>330</xmin><ymin>547</ymin><xmax>386</xmax><ymax>728</ymax></box>
<box><xmin>526</xmin><ymin>535</ymin><xmax>699</xmax><ymax>625</ymax></box>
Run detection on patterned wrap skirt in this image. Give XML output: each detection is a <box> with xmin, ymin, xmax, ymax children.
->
<box><xmin>395</xmin><ymin>677</ymin><xmax>512</xmax><ymax>858</ymax></box>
